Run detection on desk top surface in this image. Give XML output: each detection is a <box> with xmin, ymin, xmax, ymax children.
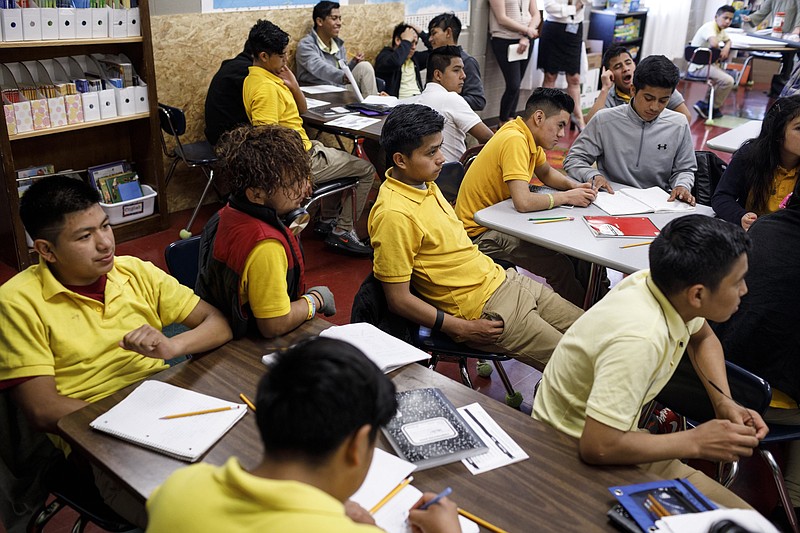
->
<box><xmin>301</xmin><ymin>89</ymin><xmax>385</xmax><ymax>141</ymax></box>
<box><xmin>474</xmin><ymin>197</ymin><xmax>714</xmax><ymax>274</ymax></box>
<box><xmin>706</xmin><ymin>120</ymin><xmax>762</xmax><ymax>153</ymax></box>
<box><xmin>58</xmin><ymin>320</ymin><xmax>659</xmax><ymax>531</ymax></box>
<box><xmin>728</xmin><ymin>30</ymin><xmax>799</xmax><ymax>50</ymax></box>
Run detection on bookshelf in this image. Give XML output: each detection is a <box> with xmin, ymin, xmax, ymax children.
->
<box><xmin>588</xmin><ymin>9</ymin><xmax>649</xmax><ymax>61</ymax></box>
<box><xmin>0</xmin><ymin>0</ymin><xmax>166</xmax><ymax>271</ymax></box>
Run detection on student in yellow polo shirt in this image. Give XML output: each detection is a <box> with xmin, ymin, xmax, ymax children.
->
<box><xmin>0</xmin><ymin>176</ymin><xmax>232</xmax><ymax>527</ymax></box>
<box><xmin>369</xmin><ymin>104</ymin><xmax>582</xmax><ymax>370</ymax></box>
<box><xmin>147</xmin><ymin>338</ymin><xmax>461</xmax><ymax>533</ymax></box>
<box><xmin>455</xmin><ymin>88</ymin><xmax>598</xmax><ymax>306</ymax></box>
<box><xmin>534</xmin><ymin>215</ymin><xmax>767</xmax><ymax>509</ymax></box>
<box><xmin>243</xmin><ymin>19</ymin><xmax>375</xmax><ymax>257</ymax></box>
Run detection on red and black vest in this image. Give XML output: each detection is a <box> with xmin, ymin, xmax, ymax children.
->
<box><xmin>196</xmin><ymin>196</ymin><xmax>305</xmax><ymax>338</ymax></box>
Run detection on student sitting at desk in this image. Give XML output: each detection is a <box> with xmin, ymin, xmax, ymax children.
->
<box><xmin>689</xmin><ymin>5</ymin><xmax>736</xmax><ymax>120</ymax></box>
<box><xmin>584</xmin><ymin>44</ymin><xmax>692</xmax><ymax>124</ymax></box>
<box><xmin>564</xmin><ymin>55</ymin><xmax>697</xmax><ymax>206</ymax></box>
<box><xmin>712</xmin><ymin>95</ymin><xmax>800</xmax><ymax>230</ymax></box>
<box><xmin>533</xmin><ymin>215</ymin><xmax>767</xmax><ymax>509</ymax></box>
<box><xmin>408</xmin><ymin>46</ymin><xmax>493</xmax><ymax>163</ymax></box>
<box><xmin>295</xmin><ymin>1</ymin><xmax>380</xmax><ymax>97</ymax></box>
<box><xmin>146</xmin><ymin>337</ymin><xmax>461</xmax><ymax>532</ymax></box>
<box><xmin>455</xmin><ymin>88</ymin><xmax>597</xmax><ymax>307</ymax></box>
<box><xmin>243</xmin><ymin>19</ymin><xmax>375</xmax><ymax>257</ymax></box>
<box><xmin>196</xmin><ymin>125</ymin><xmax>336</xmax><ymax>339</ymax></box>
<box><xmin>714</xmin><ymin>183</ymin><xmax>800</xmax><ymax>518</ymax></box>
<box><xmin>0</xmin><ymin>176</ymin><xmax>233</xmax><ymax>527</ymax></box>
<box><xmin>375</xmin><ymin>23</ymin><xmax>423</xmax><ymax>99</ymax></box>
<box><xmin>370</xmin><ymin>104</ymin><xmax>583</xmax><ymax>369</ymax></box>
<box><xmin>413</xmin><ymin>13</ymin><xmax>486</xmax><ymax>111</ymax></box>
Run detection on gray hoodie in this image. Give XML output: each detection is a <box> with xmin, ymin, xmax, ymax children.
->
<box><xmin>564</xmin><ymin>103</ymin><xmax>696</xmax><ymax>192</ymax></box>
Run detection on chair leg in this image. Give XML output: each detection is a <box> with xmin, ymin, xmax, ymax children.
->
<box><xmin>493</xmin><ymin>361</ymin><xmax>524</xmax><ymax>409</ymax></box>
<box><xmin>181</xmin><ymin>168</ymin><xmax>215</xmax><ymax>239</ymax></box>
<box><xmin>350</xmin><ymin>186</ymin><xmax>358</xmax><ymax>231</ymax></box>
<box><xmin>759</xmin><ymin>447</ymin><xmax>800</xmax><ymax>533</ymax></box>
<box><xmin>717</xmin><ymin>460</ymin><xmax>739</xmax><ymax>488</ymax></box>
<box><xmin>27</xmin><ymin>497</ymin><xmax>67</xmax><ymax>532</ymax></box>
<box><xmin>458</xmin><ymin>357</ymin><xmax>475</xmax><ymax>389</ymax></box>
<box><xmin>164</xmin><ymin>157</ymin><xmax>180</xmax><ymax>188</ymax></box>
<box><xmin>706</xmin><ymin>82</ymin><xmax>716</xmax><ymax>125</ymax></box>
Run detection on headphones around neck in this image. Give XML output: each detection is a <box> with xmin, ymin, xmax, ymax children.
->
<box><xmin>282</xmin><ymin>206</ymin><xmax>310</xmax><ymax>236</ymax></box>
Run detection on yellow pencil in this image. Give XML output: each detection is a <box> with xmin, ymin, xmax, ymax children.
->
<box><xmin>160</xmin><ymin>406</ymin><xmax>238</xmax><ymax>420</ymax></box>
<box><xmin>619</xmin><ymin>241</ymin><xmax>653</xmax><ymax>249</ymax></box>
<box><xmin>239</xmin><ymin>393</ymin><xmax>257</xmax><ymax>412</ymax></box>
<box><xmin>533</xmin><ymin>217</ymin><xmax>574</xmax><ymax>224</ymax></box>
<box><xmin>369</xmin><ymin>476</ymin><xmax>413</xmax><ymax>514</ymax></box>
<box><xmin>458</xmin><ymin>508</ymin><xmax>509</xmax><ymax>533</ymax></box>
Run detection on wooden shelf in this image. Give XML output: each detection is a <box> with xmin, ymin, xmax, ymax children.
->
<box><xmin>9</xmin><ymin>112</ymin><xmax>150</xmax><ymax>141</ymax></box>
<box><xmin>0</xmin><ymin>37</ymin><xmax>142</xmax><ymax>48</ymax></box>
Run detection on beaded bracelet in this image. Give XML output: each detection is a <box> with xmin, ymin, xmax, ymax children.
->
<box><xmin>301</xmin><ymin>294</ymin><xmax>316</xmax><ymax>321</ymax></box>
<box><xmin>546</xmin><ymin>193</ymin><xmax>554</xmax><ymax>210</ymax></box>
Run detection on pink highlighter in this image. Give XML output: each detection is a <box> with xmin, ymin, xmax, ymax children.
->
<box><xmin>779</xmin><ymin>192</ymin><xmax>793</xmax><ymax>209</ymax></box>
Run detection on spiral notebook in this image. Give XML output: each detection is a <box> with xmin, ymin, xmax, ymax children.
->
<box><xmin>89</xmin><ymin>381</ymin><xmax>247</xmax><ymax>462</ymax></box>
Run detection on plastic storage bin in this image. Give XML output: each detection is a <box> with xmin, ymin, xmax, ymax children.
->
<box><xmin>100</xmin><ymin>184</ymin><xmax>156</xmax><ymax>224</ymax></box>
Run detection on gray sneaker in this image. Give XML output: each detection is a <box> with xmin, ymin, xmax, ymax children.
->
<box><xmin>325</xmin><ymin>229</ymin><xmax>373</xmax><ymax>257</ymax></box>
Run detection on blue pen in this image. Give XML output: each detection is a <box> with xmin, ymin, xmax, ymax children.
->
<box><xmin>419</xmin><ymin>487</ymin><xmax>452</xmax><ymax>510</ymax></box>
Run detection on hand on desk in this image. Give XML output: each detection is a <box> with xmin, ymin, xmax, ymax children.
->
<box><xmin>561</xmin><ymin>183</ymin><xmax>596</xmax><ymax>207</ymax></box>
<box><xmin>119</xmin><ymin>325</ymin><xmax>176</xmax><ymax>360</ymax></box>
<box><xmin>668</xmin><ymin>185</ymin><xmax>695</xmax><ymax>206</ymax></box>
<box><xmin>408</xmin><ymin>492</ymin><xmax>461</xmax><ymax>533</ymax></box>
<box><xmin>445</xmin><ymin>317</ymin><xmax>504</xmax><ymax>345</ymax></box>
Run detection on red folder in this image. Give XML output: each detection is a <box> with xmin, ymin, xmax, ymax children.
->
<box><xmin>583</xmin><ymin>216</ymin><xmax>660</xmax><ymax>238</ymax></box>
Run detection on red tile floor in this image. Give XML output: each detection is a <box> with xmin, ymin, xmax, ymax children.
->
<box><xmin>0</xmin><ymin>82</ymin><xmax>783</xmax><ymax>532</ymax></box>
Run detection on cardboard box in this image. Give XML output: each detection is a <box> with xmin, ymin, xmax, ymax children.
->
<box><xmin>587</xmin><ymin>52</ymin><xmax>603</xmax><ymax>70</ymax></box>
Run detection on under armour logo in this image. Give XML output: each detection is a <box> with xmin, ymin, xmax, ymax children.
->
<box><xmin>657</xmin><ymin>144</ymin><xmax>667</xmax><ymax>150</ymax></box>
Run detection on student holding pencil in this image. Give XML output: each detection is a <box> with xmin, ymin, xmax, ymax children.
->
<box><xmin>146</xmin><ymin>338</ymin><xmax>461</xmax><ymax>532</ymax></box>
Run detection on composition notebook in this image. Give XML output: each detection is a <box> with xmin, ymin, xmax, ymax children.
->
<box><xmin>89</xmin><ymin>381</ymin><xmax>247</xmax><ymax>462</ymax></box>
<box><xmin>383</xmin><ymin>388</ymin><xmax>488</xmax><ymax>470</ymax></box>
<box><xmin>583</xmin><ymin>215</ymin><xmax>660</xmax><ymax>238</ymax></box>
<box><xmin>319</xmin><ymin>322</ymin><xmax>430</xmax><ymax>373</ymax></box>
<box><xmin>593</xmin><ymin>186</ymin><xmax>696</xmax><ymax>216</ymax></box>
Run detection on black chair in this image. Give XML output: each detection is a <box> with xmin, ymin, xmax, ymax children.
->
<box><xmin>158</xmin><ymin>103</ymin><xmax>219</xmax><ymax>239</ymax></box>
<box><xmin>351</xmin><ymin>273</ymin><xmax>523</xmax><ymax>407</ymax></box>
<box><xmin>303</xmin><ymin>176</ymin><xmax>360</xmax><ymax>233</ymax></box>
<box><xmin>682</xmin><ymin>45</ymin><xmax>723</xmax><ymax>125</ymax></box>
<box><xmin>654</xmin><ymin>358</ymin><xmax>800</xmax><ymax>533</ymax></box>
<box><xmin>693</xmin><ymin>150</ymin><xmax>728</xmax><ymax>206</ymax></box>
<box><xmin>164</xmin><ymin>235</ymin><xmax>202</xmax><ymax>289</ymax></box>
<box><xmin>437</xmin><ymin>162</ymin><xmax>465</xmax><ymax>205</ymax></box>
<box><xmin>459</xmin><ymin>143</ymin><xmax>485</xmax><ymax>173</ymax></box>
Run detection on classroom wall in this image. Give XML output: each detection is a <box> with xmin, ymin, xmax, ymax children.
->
<box><xmin>150</xmin><ymin>3</ymin><xmax>404</xmax><ymax>212</ymax></box>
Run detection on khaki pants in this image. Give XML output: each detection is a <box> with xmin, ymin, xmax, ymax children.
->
<box><xmin>309</xmin><ymin>140</ymin><xmax>375</xmax><ymax>232</ymax></box>
<box><xmin>643</xmin><ymin>458</ymin><xmax>752</xmax><ymax>510</ymax></box>
<box><xmin>474</xmin><ymin>229</ymin><xmax>592</xmax><ymax>307</ymax></box>
<box><xmin>472</xmin><ymin>268</ymin><xmax>583</xmax><ymax>369</ymax></box>
<box><xmin>350</xmin><ymin>61</ymin><xmax>378</xmax><ymax>97</ymax></box>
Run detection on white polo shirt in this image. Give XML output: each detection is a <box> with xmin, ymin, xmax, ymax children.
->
<box><xmin>409</xmin><ymin>83</ymin><xmax>482</xmax><ymax>163</ymax></box>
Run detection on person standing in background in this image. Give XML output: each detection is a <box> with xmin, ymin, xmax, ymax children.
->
<box><xmin>539</xmin><ymin>0</ymin><xmax>586</xmax><ymax>130</ymax></box>
<box><xmin>742</xmin><ymin>0</ymin><xmax>800</xmax><ymax>97</ymax></box>
<box><xmin>488</xmin><ymin>0</ymin><xmax>541</xmax><ymax>124</ymax></box>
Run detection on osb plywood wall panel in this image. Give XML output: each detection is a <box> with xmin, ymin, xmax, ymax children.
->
<box><xmin>151</xmin><ymin>4</ymin><xmax>405</xmax><ymax>213</ymax></box>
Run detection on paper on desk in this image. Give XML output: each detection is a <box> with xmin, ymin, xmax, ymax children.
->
<box><xmin>364</xmin><ymin>94</ymin><xmax>400</xmax><ymax>107</ymax></box>
<box><xmin>300</xmin><ymin>84</ymin><xmax>347</xmax><ymax>94</ymax></box>
<box><xmin>655</xmin><ymin>509</ymin><xmax>778</xmax><ymax>533</ymax></box>
<box><xmin>350</xmin><ymin>449</ymin><xmax>416</xmax><ymax>511</ymax></box>
<box><xmin>319</xmin><ymin>323</ymin><xmax>429</xmax><ymax>373</ymax></box>
<box><xmin>304</xmin><ymin>97</ymin><xmax>329</xmax><ymax>109</ymax></box>
<box><xmin>324</xmin><ymin>114</ymin><xmax>381</xmax><ymax>130</ymax></box>
<box><xmin>372</xmin><ymin>484</ymin><xmax>479</xmax><ymax>533</ymax></box>
<box><xmin>457</xmin><ymin>403</ymin><xmax>528</xmax><ymax>474</ymax></box>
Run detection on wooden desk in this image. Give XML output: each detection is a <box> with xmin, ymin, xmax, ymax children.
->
<box><xmin>706</xmin><ymin>120</ymin><xmax>762</xmax><ymax>153</ymax></box>
<box><xmin>58</xmin><ymin>320</ymin><xmax>659</xmax><ymax>531</ymax></box>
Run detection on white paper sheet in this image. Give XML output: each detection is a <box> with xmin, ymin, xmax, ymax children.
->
<box><xmin>323</xmin><ymin>115</ymin><xmax>381</xmax><ymax>130</ymax></box>
<box><xmin>457</xmin><ymin>403</ymin><xmax>529</xmax><ymax>474</ymax></box>
<box><xmin>300</xmin><ymin>84</ymin><xmax>347</xmax><ymax>94</ymax></box>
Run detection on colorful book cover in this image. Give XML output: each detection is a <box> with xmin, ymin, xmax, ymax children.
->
<box><xmin>583</xmin><ymin>215</ymin><xmax>660</xmax><ymax>238</ymax></box>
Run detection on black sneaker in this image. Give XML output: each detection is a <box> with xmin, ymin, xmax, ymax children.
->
<box><xmin>324</xmin><ymin>230</ymin><xmax>373</xmax><ymax>256</ymax></box>
<box><xmin>313</xmin><ymin>218</ymin><xmax>336</xmax><ymax>236</ymax></box>
<box><xmin>711</xmin><ymin>107</ymin><xmax>724</xmax><ymax>119</ymax></box>
<box><xmin>693</xmin><ymin>100</ymin><xmax>708</xmax><ymax>119</ymax></box>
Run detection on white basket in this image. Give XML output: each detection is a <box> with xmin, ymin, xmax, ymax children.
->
<box><xmin>100</xmin><ymin>184</ymin><xmax>156</xmax><ymax>225</ymax></box>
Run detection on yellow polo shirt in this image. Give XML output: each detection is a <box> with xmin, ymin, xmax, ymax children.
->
<box><xmin>398</xmin><ymin>59</ymin><xmax>420</xmax><ymax>99</ymax></box>
<box><xmin>0</xmin><ymin>255</ymin><xmax>198</xmax><ymax>403</ymax></box>
<box><xmin>533</xmin><ymin>270</ymin><xmax>705</xmax><ymax>437</ymax></box>
<box><xmin>243</xmin><ymin>66</ymin><xmax>312</xmax><ymax>151</ymax></box>
<box><xmin>368</xmin><ymin>171</ymin><xmax>505</xmax><ymax>320</ymax></box>
<box><xmin>147</xmin><ymin>457</ymin><xmax>382</xmax><ymax>533</ymax></box>
<box><xmin>455</xmin><ymin>116</ymin><xmax>547</xmax><ymax>237</ymax></box>
<box><xmin>241</xmin><ymin>240</ymin><xmax>292</xmax><ymax>319</ymax></box>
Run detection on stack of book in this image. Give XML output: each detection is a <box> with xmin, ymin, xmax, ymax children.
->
<box><xmin>88</xmin><ymin>160</ymin><xmax>143</xmax><ymax>204</ymax></box>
